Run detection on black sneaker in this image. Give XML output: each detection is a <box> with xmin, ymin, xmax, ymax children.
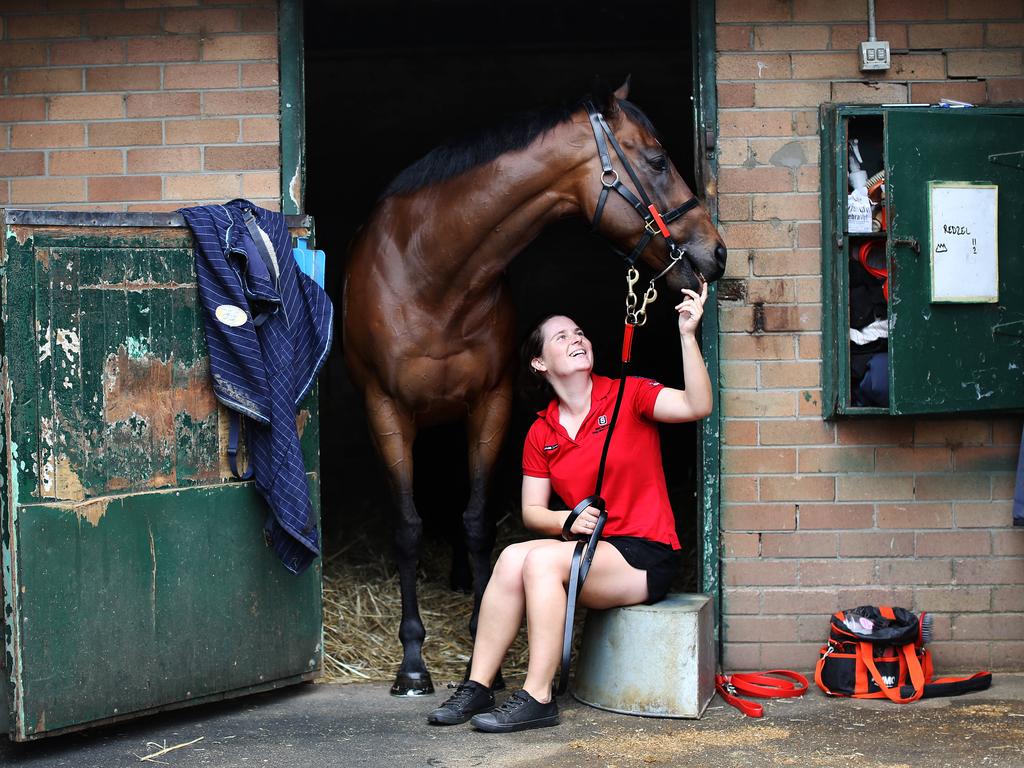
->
<box><xmin>470</xmin><ymin>690</ymin><xmax>559</xmax><ymax>733</ymax></box>
<box><xmin>426</xmin><ymin>681</ymin><xmax>494</xmax><ymax>725</ymax></box>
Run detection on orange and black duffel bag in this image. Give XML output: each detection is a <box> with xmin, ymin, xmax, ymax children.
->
<box><xmin>815</xmin><ymin>605</ymin><xmax>992</xmax><ymax>704</ymax></box>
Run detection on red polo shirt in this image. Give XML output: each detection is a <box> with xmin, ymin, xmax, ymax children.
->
<box><xmin>522</xmin><ymin>375</ymin><xmax>680</xmax><ymax>549</ymax></box>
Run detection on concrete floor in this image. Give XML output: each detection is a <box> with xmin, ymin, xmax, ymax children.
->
<box><xmin>2</xmin><ymin>675</ymin><xmax>1023</xmax><ymax>767</ymax></box>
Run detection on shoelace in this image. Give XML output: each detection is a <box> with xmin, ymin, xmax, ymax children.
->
<box><xmin>443</xmin><ymin>682</ymin><xmax>477</xmax><ymax>709</ymax></box>
<box><xmin>494</xmin><ymin>692</ymin><xmax>529</xmax><ymax>715</ymax></box>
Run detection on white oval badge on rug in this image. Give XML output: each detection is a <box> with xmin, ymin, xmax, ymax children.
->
<box><xmin>215</xmin><ymin>304</ymin><xmax>248</xmax><ymax>327</ymax></box>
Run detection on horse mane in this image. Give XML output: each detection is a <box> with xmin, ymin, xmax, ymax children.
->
<box><xmin>380</xmin><ymin>94</ymin><xmax>659</xmax><ymax>199</ymax></box>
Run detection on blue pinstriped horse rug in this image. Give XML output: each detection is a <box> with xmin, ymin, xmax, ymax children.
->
<box><xmin>180</xmin><ymin>199</ymin><xmax>333</xmax><ymax>573</ymax></box>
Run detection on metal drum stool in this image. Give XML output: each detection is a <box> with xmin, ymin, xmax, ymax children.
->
<box><xmin>572</xmin><ymin>593</ymin><xmax>715</xmax><ymax>718</ymax></box>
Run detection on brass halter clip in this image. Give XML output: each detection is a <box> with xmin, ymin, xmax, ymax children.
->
<box><xmin>625</xmin><ymin>266</ymin><xmax>658</xmax><ymax>327</ymax></box>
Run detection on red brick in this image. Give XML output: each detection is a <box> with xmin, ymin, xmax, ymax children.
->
<box><xmin>88</xmin><ymin>121</ymin><xmax>161</xmax><ymax>147</ymax></box>
<box><xmin>718</xmin><ymin>110</ymin><xmax>793</xmax><ymax>138</ymax></box>
<box><xmin>797</xmin><ymin>336</ymin><xmax>821</xmax><ymax>360</ymax></box>
<box><xmin>50</xmin><ymin>149</ymin><xmax>123</xmax><ymax>175</ymax></box>
<box><xmin>718</xmin><ymin>193</ymin><xmax>751</xmax><ymax>220</ymax></box>
<box><xmin>761</xmin><ymin>475</ymin><xmax>835</xmax><ymax>502</ymax></box>
<box><xmin>836</xmin><ymin>475</ymin><xmax>914</xmax><ymax>501</ymax></box>
<box><xmin>0</xmin><ymin>41</ymin><xmax>48</xmax><ymax>67</ymax></box>
<box><xmin>763</xmin><ymin>305</ymin><xmax>820</xmax><ymax>332</ymax></box>
<box><xmin>205</xmin><ymin>145</ymin><xmax>277</xmax><ymax>171</ymax></box>
<box><xmin>760</xmin><ymin>419</ymin><xmax>834</xmax><ymax>446</ymax></box>
<box><xmin>992</xmin><ymin>585</ymin><xmax>1024</xmax><ymax>611</ymax></box>
<box><xmin>86</xmin><ymin>65</ymin><xmax>161</xmax><ymax>92</ymax></box>
<box><xmin>746</xmin><ymin>277</ymin><xmax>795</xmax><ymax>303</ymax></box>
<box><xmin>875</xmin><ymin>0</ymin><xmax>949</xmax><ymax>20</ymax></box>
<box><xmin>879</xmin><ymin>559</ymin><xmax>953</xmax><ymax>585</ymax></box>
<box><xmin>751</xmin><ymin>249</ymin><xmax>820</xmax><ymax>277</ymax></box>
<box><xmin>203</xmin><ymin>90</ymin><xmax>278</xmax><ymax>116</ymax></box>
<box><xmin>761</xmin><ymin>361</ymin><xmax>819</xmax><ymax>389</ymax></box>
<box><xmin>0</xmin><ymin>97</ymin><xmax>45</xmax><ymax>122</ymax></box>
<box><xmin>993</xmin><ymin>533</ymin><xmax>1024</xmax><ymax>556</ymax></box>
<box><xmin>723</xmin><ymin>532</ymin><xmax>761</xmax><ymax>558</ymax></box>
<box><xmin>791</xmin><ymin>52</ymin><xmax>859</xmax><ymax>79</ymax></box>
<box><xmin>955</xmin><ymin>501</ymin><xmax>1013</xmax><ymax>528</ymax></box>
<box><xmin>724</xmin><ymin>447</ymin><xmax>797</xmax><ymax>474</ymax></box>
<box><xmin>720</xmin><ymin>359</ymin><xmax>757</xmax><ymax>385</ymax></box>
<box><xmin>202</xmin><ymin>35</ymin><xmax>278</xmax><ymax>62</ymax></box>
<box><xmin>762</xmin><ymin>532</ymin><xmax>836</xmax><ymax>558</ymax></box>
<box><xmin>721</xmin><ymin>220</ymin><xmax>795</xmax><ymax>248</ymax></box>
<box><xmin>754</xmin><ymin>81</ymin><xmax>831</xmax><ymax>108</ymax></box>
<box><xmin>165</xmin><ymin>118</ymin><xmax>239</xmax><ymax>145</ymax></box>
<box><xmin>721</xmin><ymin>642</ymin><xmax>761</xmax><ymax>670</ymax></box>
<box><xmin>723</xmin><ymin>588</ymin><xmax>761</xmax><ymax>614</ymax></box>
<box><xmin>240</xmin><ymin>172</ymin><xmax>278</xmax><ymax>201</ymax></box>
<box><xmin>754</xmin><ymin>24</ymin><xmax>829</xmax><ymax>51</ymax></box>
<box><xmin>50</xmin><ymin>39</ymin><xmax>124</xmax><ymax>65</ymax></box>
<box><xmin>830</xmin><ymin>23</ymin><xmax>908</xmax><ymax>51</ymax></box>
<box><xmin>914</xmin><ymin>419</ymin><xmax>990</xmax><ymax>446</ymax></box>
<box><xmin>719</xmin><ymin>166</ymin><xmax>794</xmax><ymax>195</ymax></box>
<box><xmin>953</xmin><ymin>446</ymin><xmax>1019</xmax><ymax>472</ymax></box>
<box><xmin>723</xmin><ymin>419</ymin><xmax>759</xmax><ymax>446</ymax></box>
<box><xmin>723</xmin><ymin>476</ymin><xmax>758</xmax><ymax>502</ymax></box>
<box><xmin>126</xmin><ymin>92</ymin><xmax>200</xmax><ymax>118</ymax></box>
<box><xmin>992</xmin><ymin>419</ymin><xmax>1023</xmax><ymax>445</ymax></box>
<box><xmin>11</xmin><ymin>177</ymin><xmax>86</xmax><ymax>204</ymax></box>
<box><xmin>874</xmin><ymin>447</ymin><xmax>952</xmax><ymax>473</ymax></box>
<box><xmin>717</xmin><ymin>25</ymin><xmax>753</xmax><ymax>51</ymax></box>
<box><xmin>762</xmin><ymin>588</ymin><xmax>839</xmax><ymax>615</ymax></box>
<box><xmin>914</xmin><ymin>586</ymin><xmax>991</xmax><ymax>613</ymax></box>
<box><xmin>11</xmin><ymin>122</ymin><xmax>85</xmax><ymax>149</ymax></box>
<box><xmin>242</xmin><ymin>63</ymin><xmax>278</xmax><ymax>87</ymax></box>
<box><xmin>163</xmin><ymin>8</ymin><xmax>240</xmax><ymax>33</ymax></box>
<box><xmin>48</xmin><ymin>94</ymin><xmax>123</xmax><ymax>121</ymax></box>
<box><xmin>908</xmin><ymin>23</ymin><xmax>984</xmax><ymax>49</ymax></box>
<box><xmin>801</xmin><ymin>559</ymin><xmax>875</xmax><ymax>586</ymax></box>
<box><xmin>987</xmin><ymin>22</ymin><xmax>1024</xmax><ymax>47</ymax></box>
<box><xmin>910</xmin><ymin>80</ymin><xmax>987</xmax><ymax>105</ymax></box>
<box><xmin>915</xmin><ymin>473</ymin><xmax>991</xmax><ymax>501</ymax></box>
<box><xmin>240</xmin><ymin>117</ymin><xmax>278</xmax><ymax>143</ymax></box>
<box><xmin>717</xmin><ymin>1</ymin><xmax>790</xmax><ymax>22</ymax></box>
<box><xmin>752</xmin><ymin>193</ymin><xmax>819</xmax><ymax>221</ymax></box>
<box><xmin>878</xmin><ymin>503</ymin><xmax>953</xmax><ymax>529</ymax></box>
<box><xmin>9</xmin><ymin>68</ymin><xmax>83</xmax><ymax>95</ymax></box>
<box><xmin>85</xmin><ymin>10</ymin><xmax>161</xmax><ymax>36</ymax></box>
<box><xmin>916</xmin><ymin>531</ymin><xmax>991</xmax><ymax>557</ymax></box>
<box><xmin>127</xmin><ymin>147</ymin><xmax>201</xmax><ymax>173</ymax></box>
<box><xmin>988</xmin><ymin>78</ymin><xmax>1024</xmax><ymax>102</ymax></box>
<box><xmin>798</xmin><ymin>446</ymin><xmax>873</xmax><ymax>473</ymax></box>
<box><xmin>952</xmin><ymin>613</ymin><xmax>1024</xmax><ymax>641</ymax></box>
<box><xmin>722</xmin><ymin>503</ymin><xmax>796</xmax><ymax>531</ymax></box>
<box><xmin>797</xmin><ymin>503</ymin><xmax>873</xmax><ymax>530</ymax></box>
<box><xmin>838</xmin><ymin>421</ymin><xmax>914</xmax><ymax>446</ymax></box>
<box><xmin>831</xmin><ymin>81</ymin><xmax>909</xmax><ymax>104</ymax></box>
<box><xmin>798</xmin><ymin>389</ymin><xmax>822</xmax><ymax>416</ymax></box>
<box><xmin>718</xmin><ymin>82</ymin><xmax>755</xmax><ymax>108</ymax></box>
<box><xmin>949</xmin><ymin>51</ymin><xmax>1023</xmax><ymax>78</ymax></box>
<box><xmin>126</xmin><ymin>37</ymin><xmax>200</xmax><ymax>63</ymax></box>
<box><xmin>725</xmin><ymin>560</ymin><xmax>800</xmax><ymax>586</ymax></box>
<box><xmin>722</xmin><ymin>333</ymin><xmax>797</xmax><ymax>361</ymax></box>
<box><xmin>164</xmin><ymin>63</ymin><xmax>240</xmax><ymax>90</ymax></box>
<box><xmin>838</xmin><ymin>586</ymin><xmax>914</xmax><ymax>609</ymax></box>
<box><xmin>955</xmin><ymin>558</ymin><xmax>1024</xmax><ymax>585</ymax></box>
<box><xmin>88</xmin><ymin>175</ymin><xmax>161</xmax><ymax>202</ymax></box>
<box><xmin>797</xmin><ymin>166</ymin><xmax>819</xmax><ymax>191</ymax></box>
<box><xmin>0</xmin><ymin>151</ymin><xmax>44</xmax><ymax>177</ymax></box>
<box><xmin>241</xmin><ymin>8</ymin><xmax>277</xmax><ymax>33</ymax></box>
<box><xmin>725</xmin><ymin>615</ymin><xmax>800</xmax><ymax>642</ymax></box>
<box><xmin>165</xmin><ymin>173</ymin><xmax>241</xmax><ymax>201</ymax></box>
<box><xmin>839</xmin><ymin>532</ymin><xmax>914</xmax><ymax>557</ymax></box>
<box><xmin>949</xmin><ymin>0</ymin><xmax>1024</xmax><ymax>19</ymax></box>
<box><xmin>791</xmin><ymin>0</ymin><xmax>863</xmax><ymax>20</ymax></box>
<box><xmin>724</xmin><ymin>391</ymin><xmax>796</xmax><ymax>418</ymax></box>
<box><xmin>929</xmin><ymin>642</ymin><xmax>992</xmax><ymax>672</ymax></box>
<box><xmin>7</xmin><ymin>14</ymin><xmax>81</xmax><ymax>38</ymax></box>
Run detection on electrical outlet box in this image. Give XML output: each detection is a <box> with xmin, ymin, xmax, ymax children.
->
<box><xmin>860</xmin><ymin>40</ymin><xmax>891</xmax><ymax>71</ymax></box>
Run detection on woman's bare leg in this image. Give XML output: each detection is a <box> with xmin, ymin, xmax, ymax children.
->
<box><xmin>520</xmin><ymin>541</ymin><xmax>648</xmax><ymax>702</ymax></box>
<box><xmin>467</xmin><ymin>539</ymin><xmax>561</xmax><ymax>687</ymax></box>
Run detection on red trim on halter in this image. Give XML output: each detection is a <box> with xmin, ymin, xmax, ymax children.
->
<box><xmin>621</xmin><ymin>323</ymin><xmax>635</xmax><ymax>363</ymax></box>
<box><xmin>647</xmin><ymin>205</ymin><xmax>670</xmax><ymax>238</ymax></box>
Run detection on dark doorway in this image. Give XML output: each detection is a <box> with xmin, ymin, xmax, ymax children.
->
<box><xmin>304</xmin><ymin>0</ymin><xmax>700</xmax><ymax>591</ymax></box>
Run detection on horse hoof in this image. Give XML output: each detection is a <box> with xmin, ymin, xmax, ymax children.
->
<box><xmin>390</xmin><ymin>672</ymin><xmax>434</xmax><ymax>697</ymax></box>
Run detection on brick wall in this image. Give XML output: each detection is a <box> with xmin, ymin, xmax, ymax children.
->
<box><xmin>716</xmin><ymin>0</ymin><xmax>1024</xmax><ymax>672</ymax></box>
<box><xmin>0</xmin><ymin>0</ymin><xmax>281</xmax><ymax>212</ymax></box>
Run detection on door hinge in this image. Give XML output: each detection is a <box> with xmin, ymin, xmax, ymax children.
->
<box><xmin>989</xmin><ymin>151</ymin><xmax>1024</xmax><ymax>170</ymax></box>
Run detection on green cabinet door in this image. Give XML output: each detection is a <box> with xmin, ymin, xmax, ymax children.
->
<box><xmin>2</xmin><ymin>211</ymin><xmax>324</xmax><ymax>740</ymax></box>
<box><xmin>885</xmin><ymin>110</ymin><xmax>1024</xmax><ymax>415</ymax></box>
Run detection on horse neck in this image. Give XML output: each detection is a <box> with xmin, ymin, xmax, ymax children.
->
<box><xmin>401</xmin><ymin>119</ymin><xmax>592</xmax><ymax>297</ymax></box>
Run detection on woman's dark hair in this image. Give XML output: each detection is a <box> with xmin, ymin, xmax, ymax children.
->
<box><xmin>517</xmin><ymin>313</ymin><xmax>561</xmax><ymax>411</ymax></box>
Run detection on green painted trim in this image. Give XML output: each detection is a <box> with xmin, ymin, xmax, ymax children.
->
<box><xmin>279</xmin><ymin>0</ymin><xmax>306</xmax><ymax>215</ymax></box>
<box><xmin>693</xmin><ymin>0</ymin><xmax>721</xmax><ymax>641</ymax></box>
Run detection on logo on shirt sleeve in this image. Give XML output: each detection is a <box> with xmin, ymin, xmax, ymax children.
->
<box><xmin>543</xmin><ymin>443</ymin><xmax>559</xmax><ymax>453</ymax></box>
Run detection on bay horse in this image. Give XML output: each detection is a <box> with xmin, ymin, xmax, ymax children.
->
<box><xmin>342</xmin><ymin>82</ymin><xmax>727</xmax><ymax>696</ymax></box>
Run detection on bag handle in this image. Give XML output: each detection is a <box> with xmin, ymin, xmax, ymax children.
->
<box><xmin>715</xmin><ymin>670</ymin><xmax>809</xmax><ymax>718</ymax></box>
<box><xmin>858</xmin><ymin>641</ymin><xmax>924</xmax><ymax>704</ymax></box>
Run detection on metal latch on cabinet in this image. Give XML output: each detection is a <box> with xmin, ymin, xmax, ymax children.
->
<box><xmin>989</xmin><ymin>151</ymin><xmax>1024</xmax><ymax>170</ymax></box>
<box><xmin>892</xmin><ymin>235</ymin><xmax>920</xmax><ymax>255</ymax></box>
<box><xmin>993</xmin><ymin>319</ymin><xmax>1024</xmax><ymax>342</ymax></box>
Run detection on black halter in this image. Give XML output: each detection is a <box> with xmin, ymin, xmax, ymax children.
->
<box><xmin>586</xmin><ymin>101</ymin><xmax>700</xmax><ymax>269</ymax></box>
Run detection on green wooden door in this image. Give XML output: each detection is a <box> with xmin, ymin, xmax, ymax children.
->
<box><xmin>886</xmin><ymin>110</ymin><xmax>1024</xmax><ymax>415</ymax></box>
<box><xmin>1</xmin><ymin>211</ymin><xmax>323</xmax><ymax>741</ymax></box>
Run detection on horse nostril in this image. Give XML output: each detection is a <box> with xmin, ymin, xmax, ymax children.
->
<box><xmin>714</xmin><ymin>243</ymin><xmax>728</xmax><ymax>267</ymax></box>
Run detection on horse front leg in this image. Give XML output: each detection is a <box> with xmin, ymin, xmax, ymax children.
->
<box><xmin>364</xmin><ymin>391</ymin><xmax>433</xmax><ymax>696</ymax></box>
<box><xmin>464</xmin><ymin>378</ymin><xmax>513</xmax><ymax>689</ymax></box>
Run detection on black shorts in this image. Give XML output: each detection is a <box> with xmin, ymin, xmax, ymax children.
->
<box><xmin>604</xmin><ymin>536</ymin><xmax>681</xmax><ymax>604</ymax></box>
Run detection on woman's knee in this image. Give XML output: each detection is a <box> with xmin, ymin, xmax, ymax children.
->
<box><xmin>522</xmin><ymin>545</ymin><xmax>568</xmax><ymax>586</ymax></box>
<box><xmin>490</xmin><ymin>542</ymin><xmax>532</xmax><ymax>589</ymax></box>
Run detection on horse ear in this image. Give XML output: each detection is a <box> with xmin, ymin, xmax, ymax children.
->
<box><xmin>613</xmin><ymin>77</ymin><xmax>631</xmax><ymax>102</ymax></box>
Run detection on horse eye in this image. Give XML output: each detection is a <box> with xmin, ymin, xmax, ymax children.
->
<box><xmin>647</xmin><ymin>155</ymin><xmax>668</xmax><ymax>172</ymax></box>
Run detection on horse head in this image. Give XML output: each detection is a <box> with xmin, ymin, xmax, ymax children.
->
<box><xmin>576</xmin><ymin>81</ymin><xmax>727</xmax><ymax>293</ymax></box>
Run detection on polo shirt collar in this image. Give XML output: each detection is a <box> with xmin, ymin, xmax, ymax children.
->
<box><xmin>537</xmin><ymin>374</ymin><xmax>615</xmax><ymax>437</ymax></box>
